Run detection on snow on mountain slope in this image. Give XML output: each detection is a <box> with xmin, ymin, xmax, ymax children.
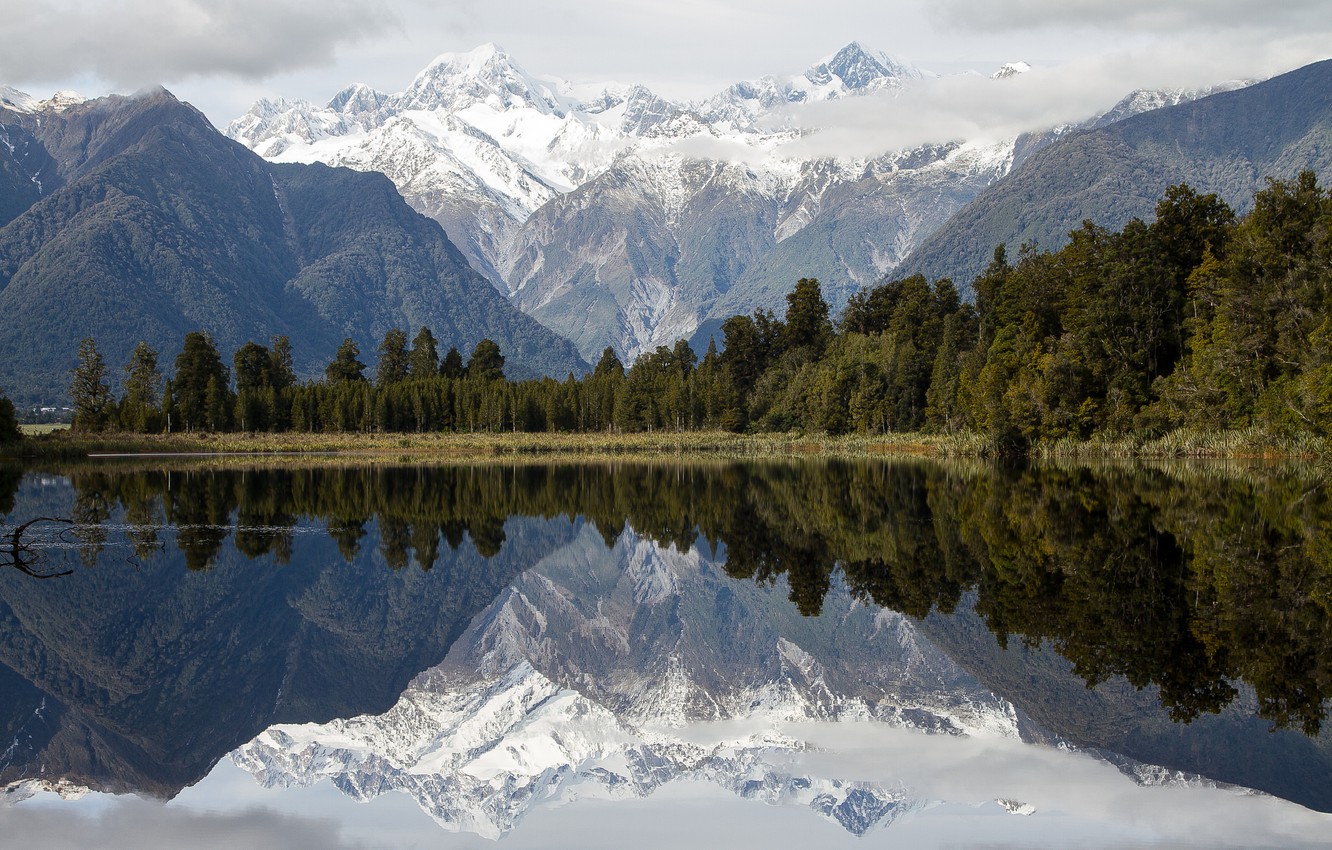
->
<box><xmin>0</xmin><ymin>86</ymin><xmax>87</xmax><ymax>115</ymax></box>
<box><xmin>698</xmin><ymin>42</ymin><xmax>924</xmax><ymax>131</ymax></box>
<box><xmin>226</xmin><ymin>45</ymin><xmax>1248</xmax><ymax>363</ymax></box>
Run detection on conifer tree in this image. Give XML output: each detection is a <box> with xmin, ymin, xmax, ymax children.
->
<box><xmin>174</xmin><ymin>332</ymin><xmax>231</xmax><ymax>431</ymax></box>
<box><xmin>783</xmin><ymin>277</ymin><xmax>832</xmax><ymax>355</ymax></box>
<box><xmin>0</xmin><ymin>391</ymin><xmax>19</xmax><ymax>444</ymax></box>
<box><xmin>466</xmin><ymin>339</ymin><xmax>505</xmax><ymax>383</ymax></box>
<box><xmin>71</xmin><ymin>337</ymin><xmax>113</xmax><ymax>432</ymax></box>
<box><xmin>440</xmin><ymin>346</ymin><xmax>466</xmax><ymax>379</ymax></box>
<box><xmin>409</xmin><ymin>327</ymin><xmax>439</xmax><ymax>377</ymax></box>
<box><xmin>121</xmin><ymin>341</ymin><xmax>162</xmax><ymax>432</ymax></box>
<box><xmin>233</xmin><ymin>342</ymin><xmax>273</xmax><ymax>393</ymax></box>
<box><xmin>326</xmin><ymin>338</ymin><xmax>367</xmax><ymax>384</ymax></box>
<box><xmin>376</xmin><ymin>328</ymin><xmax>410</xmax><ymax>386</ymax></box>
<box><xmin>269</xmin><ymin>336</ymin><xmax>297</xmax><ymax>390</ymax></box>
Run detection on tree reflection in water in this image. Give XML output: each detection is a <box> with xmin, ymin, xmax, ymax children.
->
<box><xmin>4</xmin><ymin>458</ymin><xmax>1329</xmax><ymax>735</ymax></box>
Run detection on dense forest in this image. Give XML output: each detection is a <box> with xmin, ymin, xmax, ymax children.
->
<box><xmin>33</xmin><ymin>172</ymin><xmax>1332</xmax><ymax>447</ymax></box>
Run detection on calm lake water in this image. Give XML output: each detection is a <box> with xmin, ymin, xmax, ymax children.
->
<box><xmin>0</xmin><ymin>458</ymin><xmax>1329</xmax><ymax>849</ymax></box>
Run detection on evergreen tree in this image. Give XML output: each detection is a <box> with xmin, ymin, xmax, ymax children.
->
<box><xmin>70</xmin><ymin>337</ymin><xmax>113</xmax><ymax>432</ymax></box>
<box><xmin>174</xmin><ymin>332</ymin><xmax>232</xmax><ymax>431</ymax></box>
<box><xmin>326</xmin><ymin>338</ymin><xmax>367</xmax><ymax>384</ymax></box>
<box><xmin>121</xmin><ymin>341</ymin><xmax>162</xmax><ymax>432</ymax></box>
<box><xmin>233</xmin><ymin>341</ymin><xmax>273</xmax><ymax>393</ymax></box>
<box><xmin>269</xmin><ymin>335</ymin><xmax>297</xmax><ymax>390</ymax></box>
<box><xmin>467</xmin><ymin>339</ymin><xmax>505</xmax><ymax>383</ymax></box>
<box><xmin>783</xmin><ymin>277</ymin><xmax>833</xmax><ymax>355</ymax></box>
<box><xmin>593</xmin><ymin>346</ymin><xmax>624</xmax><ymax>378</ymax></box>
<box><xmin>409</xmin><ymin>327</ymin><xmax>439</xmax><ymax>377</ymax></box>
<box><xmin>440</xmin><ymin>346</ymin><xmax>466</xmax><ymax>379</ymax></box>
<box><xmin>376</xmin><ymin>327</ymin><xmax>410</xmax><ymax>386</ymax></box>
<box><xmin>161</xmin><ymin>379</ymin><xmax>176</xmax><ymax>433</ymax></box>
<box><xmin>0</xmin><ymin>391</ymin><xmax>19</xmax><ymax>444</ymax></box>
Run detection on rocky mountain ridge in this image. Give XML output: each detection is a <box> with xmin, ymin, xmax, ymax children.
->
<box><xmin>226</xmin><ymin>44</ymin><xmax>1248</xmax><ymax>362</ymax></box>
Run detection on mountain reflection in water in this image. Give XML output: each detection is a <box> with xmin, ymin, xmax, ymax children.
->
<box><xmin>0</xmin><ymin>459</ymin><xmax>1330</xmax><ymax>842</ymax></box>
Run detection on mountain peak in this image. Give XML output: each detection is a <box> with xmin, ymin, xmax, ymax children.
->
<box><xmin>327</xmin><ymin>82</ymin><xmax>388</xmax><ymax>116</ymax></box>
<box><xmin>0</xmin><ymin>86</ymin><xmax>88</xmax><ymax>114</ymax></box>
<box><xmin>0</xmin><ymin>85</ymin><xmax>39</xmax><ymax>113</ymax></box>
<box><xmin>806</xmin><ymin>42</ymin><xmax>918</xmax><ymax>89</ymax></box>
<box><xmin>992</xmin><ymin>62</ymin><xmax>1032</xmax><ymax>80</ymax></box>
<box><xmin>423</xmin><ymin>42</ymin><xmax>510</xmax><ymax>73</ymax></box>
<box><xmin>400</xmin><ymin>43</ymin><xmax>567</xmax><ymax>114</ymax></box>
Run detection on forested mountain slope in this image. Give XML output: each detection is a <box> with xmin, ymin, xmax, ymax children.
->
<box><xmin>0</xmin><ymin>90</ymin><xmax>585</xmax><ymax>404</ymax></box>
<box><xmin>904</xmin><ymin>58</ymin><xmax>1332</xmax><ymax>289</ymax></box>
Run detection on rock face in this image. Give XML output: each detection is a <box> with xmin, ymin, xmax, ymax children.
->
<box><xmin>230</xmin><ymin>524</ymin><xmax>1141</xmax><ymax>838</ymax></box>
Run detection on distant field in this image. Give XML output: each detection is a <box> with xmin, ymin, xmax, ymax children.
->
<box><xmin>20</xmin><ymin>424</ymin><xmax>69</xmax><ymax>435</ymax></box>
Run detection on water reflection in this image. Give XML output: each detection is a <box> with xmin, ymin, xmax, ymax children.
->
<box><xmin>0</xmin><ymin>458</ymin><xmax>1330</xmax><ymax>834</ymax></box>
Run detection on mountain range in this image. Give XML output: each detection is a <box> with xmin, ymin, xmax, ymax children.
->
<box><xmin>3</xmin><ymin>46</ymin><xmax>1329</xmax><ymax>403</ymax></box>
<box><xmin>903</xmin><ymin>57</ymin><xmax>1332</xmax><ymax>286</ymax></box>
<box><xmin>226</xmin><ymin>43</ymin><xmax>1257</xmax><ymax>362</ymax></box>
<box><xmin>0</xmin><ymin>87</ymin><xmax>586</xmax><ymax>404</ymax></box>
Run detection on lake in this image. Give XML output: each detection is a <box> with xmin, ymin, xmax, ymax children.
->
<box><xmin>0</xmin><ymin>458</ymin><xmax>1329</xmax><ymax>848</ymax></box>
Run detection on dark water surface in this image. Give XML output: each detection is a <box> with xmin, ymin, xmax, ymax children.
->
<box><xmin>0</xmin><ymin>459</ymin><xmax>1329</xmax><ymax>847</ymax></box>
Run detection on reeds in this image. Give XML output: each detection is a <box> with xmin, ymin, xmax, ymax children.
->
<box><xmin>8</xmin><ymin>426</ymin><xmax>1326</xmax><ymax>463</ymax></box>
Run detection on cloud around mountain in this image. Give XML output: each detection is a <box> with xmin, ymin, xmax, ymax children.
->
<box><xmin>6</xmin><ymin>1</ymin><xmax>1331</xmax><ymax>130</ymax></box>
<box><xmin>931</xmin><ymin>0</ymin><xmax>1332</xmax><ymax>33</ymax></box>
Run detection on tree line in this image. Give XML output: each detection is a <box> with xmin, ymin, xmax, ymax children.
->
<box><xmin>60</xmin><ymin>172</ymin><xmax>1332</xmax><ymax>445</ymax></box>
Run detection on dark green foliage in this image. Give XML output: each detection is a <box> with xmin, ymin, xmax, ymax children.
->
<box><xmin>0</xmin><ymin>391</ymin><xmax>19</xmax><ymax>444</ymax></box>
<box><xmin>783</xmin><ymin>277</ymin><xmax>833</xmax><ymax>356</ymax></box>
<box><xmin>174</xmin><ymin>332</ymin><xmax>231</xmax><ymax>432</ymax></box>
<box><xmin>593</xmin><ymin>346</ymin><xmax>624</xmax><ymax>378</ymax></box>
<box><xmin>233</xmin><ymin>342</ymin><xmax>274</xmax><ymax>393</ymax></box>
<box><xmin>121</xmin><ymin>341</ymin><xmax>162</xmax><ymax>433</ymax></box>
<box><xmin>269</xmin><ymin>336</ymin><xmax>297</xmax><ymax>390</ymax></box>
<box><xmin>70</xmin><ymin>337</ymin><xmax>113</xmax><ymax>432</ymax></box>
<box><xmin>326</xmin><ymin>338</ymin><xmax>367</xmax><ymax>384</ymax></box>
<box><xmin>466</xmin><ymin>339</ymin><xmax>505</xmax><ymax>383</ymax></box>
<box><xmin>376</xmin><ymin>328</ymin><xmax>410</xmax><ymax>387</ymax></box>
<box><xmin>440</xmin><ymin>346</ymin><xmax>465</xmax><ymax>379</ymax></box>
<box><xmin>408</xmin><ymin>327</ymin><xmax>439</xmax><ymax>378</ymax></box>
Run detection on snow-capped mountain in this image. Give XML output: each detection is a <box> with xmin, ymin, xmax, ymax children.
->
<box><xmin>991</xmin><ymin>61</ymin><xmax>1032</xmax><ymax>80</ymax></box>
<box><xmin>225</xmin><ymin>43</ymin><xmax>993</xmax><ymax>361</ymax></box>
<box><xmin>226</xmin><ymin>44</ymin><xmax>1245</xmax><ymax>364</ymax></box>
<box><xmin>697</xmin><ymin>41</ymin><xmax>922</xmax><ymax>130</ymax></box>
<box><xmin>1086</xmin><ymin>79</ymin><xmax>1254</xmax><ymax>129</ymax></box>
<box><xmin>0</xmin><ymin>86</ymin><xmax>86</xmax><ymax>114</ymax></box>
<box><xmin>229</xmin><ymin>523</ymin><xmax>1223</xmax><ymax>839</ymax></box>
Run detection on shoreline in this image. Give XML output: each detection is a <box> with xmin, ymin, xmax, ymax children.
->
<box><xmin>5</xmin><ymin>427</ymin><xmax>1329</xmax><ymax>463</ymax></box>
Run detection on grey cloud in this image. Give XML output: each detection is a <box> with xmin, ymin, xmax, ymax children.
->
<box><xmin>0</xmin><ymin>0</ymin><xmax>400</xmax><ymax>88</ymax></box>
<box><xmin>928</xmin><ymin>0</ymin><xmax>1331</xmax><ymax>34</ymax></box>
<box><xmin>776</xmin><ymin>33</ymin><xmax>1332</xmax><ymax>159</ymax></box>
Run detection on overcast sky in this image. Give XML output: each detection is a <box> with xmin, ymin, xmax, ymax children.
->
<box><xmin>2</xmin><ymin>0</ymin><xmax>1330</xmax><ymax>135</ymax></box>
